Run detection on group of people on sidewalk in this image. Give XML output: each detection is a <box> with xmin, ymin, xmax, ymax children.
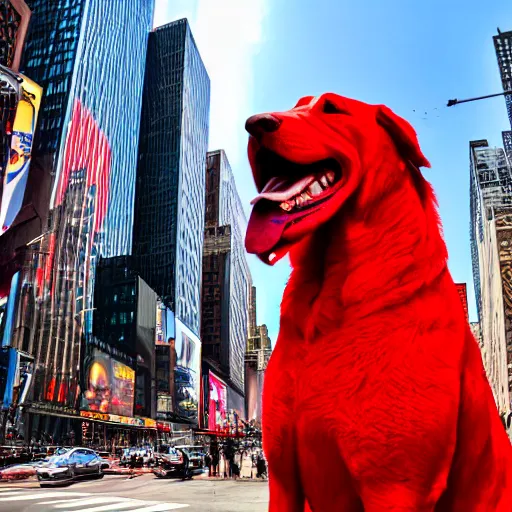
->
<box><xmin>203</xmin><ymin>439</ymin><xmax>267</xmax><ymax>480</ymax></box>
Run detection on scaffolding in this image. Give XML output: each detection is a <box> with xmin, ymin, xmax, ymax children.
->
<box><xmin>494</xmin><ymin>29</ymin><xmax>512</xmax><ymax>128</ymax></box>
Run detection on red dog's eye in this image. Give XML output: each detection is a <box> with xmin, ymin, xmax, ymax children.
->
<box><xmin>323</xmin><ymin>100</ymin><xmax>349</xmax><ymax>115</ymax></box>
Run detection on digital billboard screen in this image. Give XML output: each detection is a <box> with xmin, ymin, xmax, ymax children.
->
<box><xmin>208</xmin><ymin>371</ymin><xmax>227</xmax><ymax>431</ymax></box>
<box><xmin>174</xmin><ymin>319</ymin><xmax>201</xmax><ymax>422</ymax></box>
<box><xmin>81</xmin><ymin>348</ymin><xmax>135</xmax><ymax>417</ymax></box>
<box><xmin>155</xmin><ymin>300</ymin><xmax>175</xmax><ymax>345</ymax></box>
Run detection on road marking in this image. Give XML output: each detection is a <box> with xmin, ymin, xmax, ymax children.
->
<box><xmin>39</xmin><ymin>496</ymin><xmax>123</xmax><ymax>505</ymax></box>
<box><xmin>0</xmin><ymin>491</ymin><xmax>88</xmax><ymax>501</ymax></box>
<box><xmin>52</xmin><ymin>496</ymin><xmax>133</xmax><ymax>508</ymax></box>
<box><xmin>80</xmin><ymin>501</ymin><xmax>144</xmax><ymax>512</ymax></box>
<box><xmin>0</xmin><ymin>487</ymin><xmax>190</xmax><ymax>511</ymax></box>
<box><xmin>129</xmin><ymin>504</ymin><xmax>190</xmax><ymax>511</ymax></box>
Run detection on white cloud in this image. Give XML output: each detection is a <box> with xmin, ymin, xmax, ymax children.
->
<box><xmin>153</xmin><ymin>0</ymin><xmax>268</xmax><ymax>173</ymax></box>
<box><xmin>193</xmin><ymin>0</ymin><xmax>267</xmax><ymax>169</ymax></box>
<box><xmin>153</xmin><ymin>0</ymin><xmax>274</xmax><ymax>334</ymax></box>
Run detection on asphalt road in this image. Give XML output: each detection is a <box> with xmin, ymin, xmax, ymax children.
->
<box><xmin>0</xmin><ymin>474</ymin><xmax>269</xmax><ymax>512</ymax></box>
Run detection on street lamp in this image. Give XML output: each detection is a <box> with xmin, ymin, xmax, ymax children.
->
<box><xmin>447</xmin><ymin>90</ymin><xmax>512</xmax><ymax>107</ymax></box>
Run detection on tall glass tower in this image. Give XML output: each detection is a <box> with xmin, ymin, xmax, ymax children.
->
<box><xmin>1</xmin><ymin>0</ymin><xmax>154</xmax><ymax>436</ymax></box>
<box><xmin>134</xmin><ymin>19</ymin><xmax>210</xmax><ymax>337</ymax></box>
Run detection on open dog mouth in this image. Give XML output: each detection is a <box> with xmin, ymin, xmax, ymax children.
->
<box><xmin>246</xmin><ymin>148</ymin><xmax>343</xmax><ymax>261</ymax></box>
<box><xmin>251</xmin><ymin>149</ymin><xmax>342</xmax><ymax>213</ymax></box>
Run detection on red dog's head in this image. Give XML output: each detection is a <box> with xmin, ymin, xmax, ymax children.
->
<box><xmin>245</xmin><ymin>93</ymin><xmax>431</xmax><ymax>265</ymax></box>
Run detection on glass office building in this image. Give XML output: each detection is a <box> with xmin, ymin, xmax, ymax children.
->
<box><xmin>1</xmin><ymin>0</ymin><xmax>154</xmax><ymax>436</ymax></box>
<box><xmin>134</xmin><ymin>19</ymin><xmax>210</xmax><ymax>337</ymax></box>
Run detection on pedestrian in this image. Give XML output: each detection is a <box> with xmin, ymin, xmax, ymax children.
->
<box><xmin>211</xmin><ymin>451</ymin><xmax>219</xmax><ymax>477</ymax></box>
<box><xmin>180</xmin><ymin>449</ymin><xmax>191</xmax><ymax>480</ymax></box>
<box><xmin>232</xmin><ymin>460</ymin><xmax>240</xmax><ymax>480</ymax></box>
<box><xmin>204</xmin><ymin>452</ymin><xmax>212</xmax><ymax>477</ymax></box>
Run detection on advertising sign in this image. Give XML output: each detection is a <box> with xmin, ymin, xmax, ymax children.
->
<box><xmin>208</xmin><ymin>371</ymin><xmax>227</xmax><ymax>431</ymax></box>
<box><xmin>455</xmin><ymin>283</ymin><xmax>469</xmax><ymax>322</ymax></box>
<box><xmin>155</xmin><ymin>300</ymin><xmax>175</xmax><ymax>345</ymax></box>
<box><xmin>0</xmin><ymin>67</ymin><xmax>42</xmax><ymax>235</ymax></box>
<box><xmin>81</xmin><ymin>349</ymin><xmax>135</xmax><ymax>417</ymax></box>
<box><xmin>174</xmin><ymin>318</ymin><xmax>201</xmax><ymax>422</ymax></box>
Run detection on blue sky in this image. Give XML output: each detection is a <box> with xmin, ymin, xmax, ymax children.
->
<box><xmin>156</xmin><ymin>0</ymin><xmax>512</xmax><ymax>344</ymax></box>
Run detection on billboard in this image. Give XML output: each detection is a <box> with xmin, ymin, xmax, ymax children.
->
<box><xmin>0</xmin><ymin>66</ymin><xmax>42</xmax><ymax>235</ymax></box>
<box><xmin>208</xmin><ymin>371</ymin><xmax>227</xmax><ymax>431</ymax></box>
<box><xmin>174</xmin><ymin>318</ymin><xmax>201</xmax><ymax>422</ymax></box>
<box><xmin>155</xmin><ymin>300</ymin><xmax>175</xmax><ymax>345</ymax></box>
<box><xmin>227</xmin><ymin>385</ymin><xmax>245</xmax><ymax>420</ymax></box>
<box><xmin>81</xmin><ymin>349</ymin><xmax>135</xmax><ymax>417</ymax></box>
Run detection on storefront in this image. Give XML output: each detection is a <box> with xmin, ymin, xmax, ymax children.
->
<box><xmin>79</xmin><ymin>411</ymin><xmax>157</xmax><ymax>452</ymax></box>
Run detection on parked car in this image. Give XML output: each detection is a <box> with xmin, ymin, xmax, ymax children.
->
<box><xmin>36</xmin><ymin>447</ymin><xmax>104</xmax><ymax>487</ymax></box>
<box><xmin>153</xmin><ymin>446</ymin><xmax>202</xmax><ymax>479</ymax></box>
<box><xmin>174</xmin><ymin>445</ymin><xmax>205</xmax><ymax>471</ymax></box>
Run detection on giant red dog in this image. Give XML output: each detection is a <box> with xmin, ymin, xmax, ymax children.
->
<box><xmin>244</xmin><ymin>94</ymin><xmax>512</xmax><ymax>511</ymax></box>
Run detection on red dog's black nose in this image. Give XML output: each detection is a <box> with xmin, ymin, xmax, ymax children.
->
<box><xmin>245</xmin><ymin>113</ymin><xmax>282</xmax><ymax>138</ymax></box>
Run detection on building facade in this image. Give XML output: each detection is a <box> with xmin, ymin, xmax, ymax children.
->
<box><xmin>470</xmin><ymin>139</ymin><xmax>512</xmax><ymax>413</ymax></box>
<box><xmin>494</xmin><ymin>28</ymin><xmax>512</xmax><ymax>129</ymax></box>
<box><xmin>134</xmin><ymin>19</ymin><xmax>209</xmax><ymax>429</ymax></box>
<box><xmin>0</xmin><ymin>1</ymin><xmax>154</xmax><ymax>443</ymax></box>
<box><xmin>134</xmin><ymin>19</ymin><xmax>210</xmax><ymax>337</ymax></box>
<box><xmin>201</xmin><ymin>150</ymin><xmax>252</xmax><ymax>426</ymax></box>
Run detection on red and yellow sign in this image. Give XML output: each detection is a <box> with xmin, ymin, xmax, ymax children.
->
<box><xmin>80</xmin><ymin>410</ymin><xmax>156</xmax><ymax>429</ymax></box>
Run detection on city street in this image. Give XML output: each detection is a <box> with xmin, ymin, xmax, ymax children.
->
<box><xmin>0</xmin><ymin>474</ymin><xmax>269</xmax><ymax>512</ymax></box>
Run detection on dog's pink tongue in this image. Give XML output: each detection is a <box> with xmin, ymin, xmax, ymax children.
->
<box><xmin>246</xmin><ymin>201</ymin><xmax>287</xmax><ymax>256</ymax></box>
<box><xmin>250</xmin><ymin>175</ymin><xmax>315</xmax><ymax>205</ymax></box>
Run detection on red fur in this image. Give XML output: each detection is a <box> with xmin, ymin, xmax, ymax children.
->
<box><xmin>245</xmin><ymin>94</ymin><xmax>512</xmax><ymax>511</ymax></box>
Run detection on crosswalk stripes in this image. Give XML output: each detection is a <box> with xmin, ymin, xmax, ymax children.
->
<box><xmin>0</xmin><ymin>488</ymin><xmax>190</xmax><ymax>511</ymax></box>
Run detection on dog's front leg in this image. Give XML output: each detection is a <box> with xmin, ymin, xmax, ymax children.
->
<box><xmin>263</xmin><ymin>345</ymin><xmax>305</xmax><ymax>512</ymax></box>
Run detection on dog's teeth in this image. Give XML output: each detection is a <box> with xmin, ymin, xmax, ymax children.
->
<box><xmin>320</xmin><ymin>176</ymin><xmax>329</xmax><ymax>188</ymax></box>
<box><xmin>309</xmin><ymin>181</ymin><xmax>323</xmax><ymax>196</ymax></box>
<box><xmin>280</xmin><ymin>201</ymin><xmax>292</xmax><ymax>211</ymax></box>
<box><xmin>301</xmin><ymin>192</ymin><xmax>311</xmax><ymax>201</ymax></box>
<box><xmin>326</xmin><ymin>171</ymin><xmax>335</xmax><ymax>183</ymax></box>
<box><xmin>295</xmin><ymin>196</ymin><xmax>302</xmax><ymax>208</ymax></box>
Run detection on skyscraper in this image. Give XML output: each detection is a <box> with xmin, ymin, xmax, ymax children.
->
<box><xmin>134</xmin><ymin>19</ymin><xmax>210</xmax><ymax>429</ymax></box>
<box><xmin>470</xmin><ymin>139</ymin><xmax>512</xmax><ymax>414</ymax></box>
<box><xmin>201</xmin><ymin>150</ymin><xmax>252</xmax><ymax>427</ymax></box>
<box><xmin>0</xmin><ymin>1</ymin><xmax>154</xmax><ymax>442</ymax></box>
<box><xmin>494</xmin><ymin>28</ymin><xmax>512</xmax><ymax>129</ymax></box>
<box><xmin>134</xmin><ymin>19</ymin><xmax>210</xmax><ymax>336</ymax></box>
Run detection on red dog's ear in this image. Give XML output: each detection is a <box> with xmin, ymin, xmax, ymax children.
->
<box><xmin>376</xmin><ymin>105</ymin><xmax>431</xmax><ymax>169</ymax></box>
<box><xmin>294</xmin><ymin>96</ymin><xmax>315</xmax><ymax>108</ymax></box>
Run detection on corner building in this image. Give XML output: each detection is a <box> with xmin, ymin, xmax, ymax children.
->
<box><xmin>470</xmin><ymin>139</ymin><xmax>512</xmax><ymax>414</ymax></box>
<box><xmin>0</xmin><ymin>1</ymin><xmax>154</xmax><ymax>444</ymax></box>
<box><xmin>133</xmin><ymin>19</ymin><xmax>210</xmax><ymax>430</ymax></box>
